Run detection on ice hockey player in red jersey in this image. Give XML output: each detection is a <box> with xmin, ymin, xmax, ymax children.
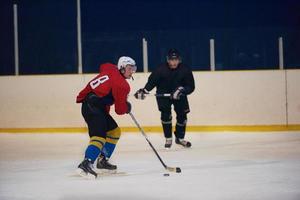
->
<box><xmin>76</xmin><ymin>56</ymin><xmax>136</xmax><ymax>179</ymax></box>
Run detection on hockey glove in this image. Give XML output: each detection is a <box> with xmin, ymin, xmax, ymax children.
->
<box><xmin>134</xmin><ymin>88</ymin><xmax>149</xmax><ymax>100</ymax></box>
<box><xmin>171</xmin><ymin>86</ymin><xmax>185</xmax><ymax>100</ymax></box>
<box><xmin>126</xmin><ymin>101</ymin><xmax>132</xmax><ymax>114</ymax></box>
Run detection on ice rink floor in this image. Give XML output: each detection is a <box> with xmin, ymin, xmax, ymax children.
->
<box><xmin>0</xmin><ymin>131</ymin><xmax>300</xmax><ymax>200</ymax></box>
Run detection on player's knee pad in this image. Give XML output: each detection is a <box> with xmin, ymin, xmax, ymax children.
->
<box><xmin>176</xmin><ymin>114</ymin><xmax>187</xmax><ymax>127</ymax></box>
<box><xmin>89</xmin><ymin>136</ymin><xmax>106</xmax><ymax>150</ymax></box>
<box><xmin>161</xmin><ymin>111</ymin><xmax>172</xmax><ymax>124</ymax></box>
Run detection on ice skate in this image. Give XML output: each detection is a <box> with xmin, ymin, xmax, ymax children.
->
<box><xmin>164</xmin><ymin>138</ymin><xmax>172</xmax><ymax>149</ymax></box>
<box><xmin>175</xmin><ymin>138</ymin><xmax>192</xmax><ymax>148</ymax></box>
<box><xmin>76</xmin><ymin>158</ymin><xmax>97</xmax><ymax>179</ymax></box>
<box><xmin>96</xmin><ymin>155</ymin><xmax>117</xmax><ymax>173</ymax></box>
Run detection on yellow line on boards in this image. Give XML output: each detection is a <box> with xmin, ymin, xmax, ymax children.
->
<box><xmin>0</xmin><ymin>125</ymin><xmax>300</xmax><ymax>133</ymax></box>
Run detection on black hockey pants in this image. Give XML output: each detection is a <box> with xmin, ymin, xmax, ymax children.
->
<box><xmin>156</xmin><ymin>96</ymin><xmax>190</xmax><ymax>139</ymax></box>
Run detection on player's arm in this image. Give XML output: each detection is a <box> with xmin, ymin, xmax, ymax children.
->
<box><xmin>134</xmin><ymin>68</ymin><xmax>160</xmax><ymax>99</ymax></box>
<box><xmin>182</xmin><ymin>68</ymin><xmax>195</xmax><ymax>95</ymax></box>
<box><xmin>112</xmin><ymin>83</ymin><xmax>130</xmax><ymax>115</ymax></box>
<box><xmin>171</xmin><ymin>68</ymin><xmax>195</xmax><ymax>100</ymax></box>
<box><xmin>144</xmin><ymin>68</ymin><xmax>160</xmax><ymax>92</ymax></box>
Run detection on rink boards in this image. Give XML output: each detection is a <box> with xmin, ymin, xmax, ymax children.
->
<box><xmin>0</xmin><ymin>70</ymin><xmax>299</xmax><ymax>132</ymax></box>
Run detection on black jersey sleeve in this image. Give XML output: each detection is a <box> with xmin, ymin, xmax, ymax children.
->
<box><xmin>144</xmin><ymin>68</ymin><xmax>160</xmax><ymax>92</ymax></box>
<box><xmin>183</xmin><ymin>68</ymin><xmax>195</xmax><ymax>95</ymax></box>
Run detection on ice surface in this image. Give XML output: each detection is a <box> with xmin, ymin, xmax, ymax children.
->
<box><xmin>0</xmin><ymin>132</ymin><xmax>300</xmax><ymax>200</ymax></box>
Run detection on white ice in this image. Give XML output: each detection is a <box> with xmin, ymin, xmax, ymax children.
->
<box><xmin>0</xmin><ymin>132</ymin><xmax>300</xmax><ymax>200</ymax></box>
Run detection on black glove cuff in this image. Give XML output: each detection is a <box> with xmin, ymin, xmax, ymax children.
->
<box><xmin>126</xmin><ymin>102</ymin><xmax>132</xmax><ymax>113</ymax></box>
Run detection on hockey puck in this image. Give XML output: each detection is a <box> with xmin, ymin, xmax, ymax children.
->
<box><xmin>176</xmin><ymin>167</ymin><xmax>181</xmax><ymax>173</ymax></box>
<box><xmin>163</xmin><ymin>173</ymin><xmax>170</xmax><ymax>177</ymax></box>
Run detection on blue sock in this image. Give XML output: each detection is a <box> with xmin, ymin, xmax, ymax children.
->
<box><xmin>102</xmin><ymin>143</ymin><xmax>116</xmax><ymax>159</ymax></box>
<box><xmin>85</xmin><ymin>145</ymin><xmax>101</xmax><ymax>163</ymax></box>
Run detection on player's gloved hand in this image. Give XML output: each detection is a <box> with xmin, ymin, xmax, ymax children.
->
<box><xmin>134</xmin><ymin>88</ymin><xmax>149</xmax><ymax>100</ymax></box>
<box><xmin>171</xmin><ymin>86</ymin><xmax>185</xmax><ymax>100</ymax></box>
<box><xmin>126</xmin><ymin>101</ymin><xmax>132</xmax><ymax>114</ymax></box>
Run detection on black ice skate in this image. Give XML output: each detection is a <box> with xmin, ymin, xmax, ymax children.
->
<box><xmin>175</xmin><ymin>138</ymin><xmax>192</xmax><ymax>148</ymax></box>
<box><xmin>96</xmin><ymin>155</ymin><xmax>117</xmax><ymax>173</ymax></box>
<box><xmin>77</xmin><ymin>158</ymin><xmax>97</xmax><ymax>179</ymax></box>
<box><xmin>164</xmin><ymin>138</ymin><xmax>172</xmax><ymax>149</ymax></box>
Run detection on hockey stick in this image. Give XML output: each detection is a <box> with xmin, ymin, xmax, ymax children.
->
<box><xmin>128</xmin><ymin>112</ymin><xmax>181</xmax><ymax>173</ymax></box>
<box><xmin>149</xmin><ymin>93</ymin><xmax>187</xmax><ymax>98</ymax></box>
<box><xmin>152</xmin><ymin>93</ymin><xmax>171</xmax><ymax>97</ymax></box>
<box><xmin>129</xmin><ymin>93</ymin><xmax>171</xmax><ymax>98</ymax></box>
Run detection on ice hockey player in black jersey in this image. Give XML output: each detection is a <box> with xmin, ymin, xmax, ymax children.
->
<box><xmin>134</xmin><ymin>49</ymin><xmax>195</xmax><ymax>148</ymax></box>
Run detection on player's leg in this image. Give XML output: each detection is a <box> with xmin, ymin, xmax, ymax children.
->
<box><xmin>173</xmin><ymin>97</ymin><xmax>192</xmax><ymax>148</ymax></box>
<box><xmin>77</xmin><ymin>102</ymin><xmax>107</xmax><ymax>178</ymax></box>
<box><xmin>157</xmin><ymin>98</ymin><xmax>173</xmax><ymax>148</ymax></box>
<box><xmin>97</xmin><ymin>115</ymin><xmax>120</xmax><ymax>171</ymax></box>
<box><xmin>175</xmin><ymin>112</ymin><xmax>187</xmax><ymax>139</ymax></box>
<box><xmin>161</xmin><ymin>110</ymin><xmax>173</xmax><ymax>148</ymax></box>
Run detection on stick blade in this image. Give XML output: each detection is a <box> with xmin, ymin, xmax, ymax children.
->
<box><xmin>166</xmin><ymin>167</ymin><xmax>181</xmax><ymax>173</ymax></box>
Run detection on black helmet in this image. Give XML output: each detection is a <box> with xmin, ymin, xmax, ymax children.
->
<box><xmin>167</xmin><ymin>48</ymin><xmax>180</xmax><ymax>60</ymax></box>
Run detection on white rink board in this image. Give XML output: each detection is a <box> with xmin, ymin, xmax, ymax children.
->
<box><xmin>287</xmin><ymin>70</ymin><xmax>300</xmax><ymax>124</ymax></box>
<box><xmin>0</xmin><ymin>132</ymin><xmax>299</xmax><ymax>200</ymax></box>
<box><xmin>0</xmin><ymin>70</ymin><xmax>299</xmax><ymax>128</ymax></box>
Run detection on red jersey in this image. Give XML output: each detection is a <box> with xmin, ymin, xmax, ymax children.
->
<box><xmin>76</xmin><ymin>63</ymin><xmax>130</xmax><ymax>115</ymax></box>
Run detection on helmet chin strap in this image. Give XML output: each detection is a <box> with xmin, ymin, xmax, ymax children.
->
<box><xmin>119</xmin><ymin>69</ymin><xmax>125</xmax><ymax>78</ymax></box>
<box><xmin>119</xmin><ymin>68</ymin><xmax>134</xmax><ymax>80</ymax></box>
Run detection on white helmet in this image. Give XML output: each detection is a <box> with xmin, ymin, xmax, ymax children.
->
<box><xmin>117</xmin><ymin>56</ymin><xmax>137</xmax><ymax>71</ymax></box>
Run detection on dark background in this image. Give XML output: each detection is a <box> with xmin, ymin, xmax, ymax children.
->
<box><xmin>0</xmin><ymin>0</ymin><xmax>299</xmax><ymax>75</ymax></box>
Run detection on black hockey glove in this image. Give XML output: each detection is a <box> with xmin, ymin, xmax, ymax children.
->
<box><xmin>134</xmin><ymin>88</ymin><xmax>149</xmax><ymax>100</ymax></box>
<box><xmin>171</xmin><ymin>86</ymin><xmax>185</xmax><ymax>100</ymax></box>
<box><xmin>126</xmin><ymin>101</ymin><xmax>132</xmax><ymax>114</ymax></box>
